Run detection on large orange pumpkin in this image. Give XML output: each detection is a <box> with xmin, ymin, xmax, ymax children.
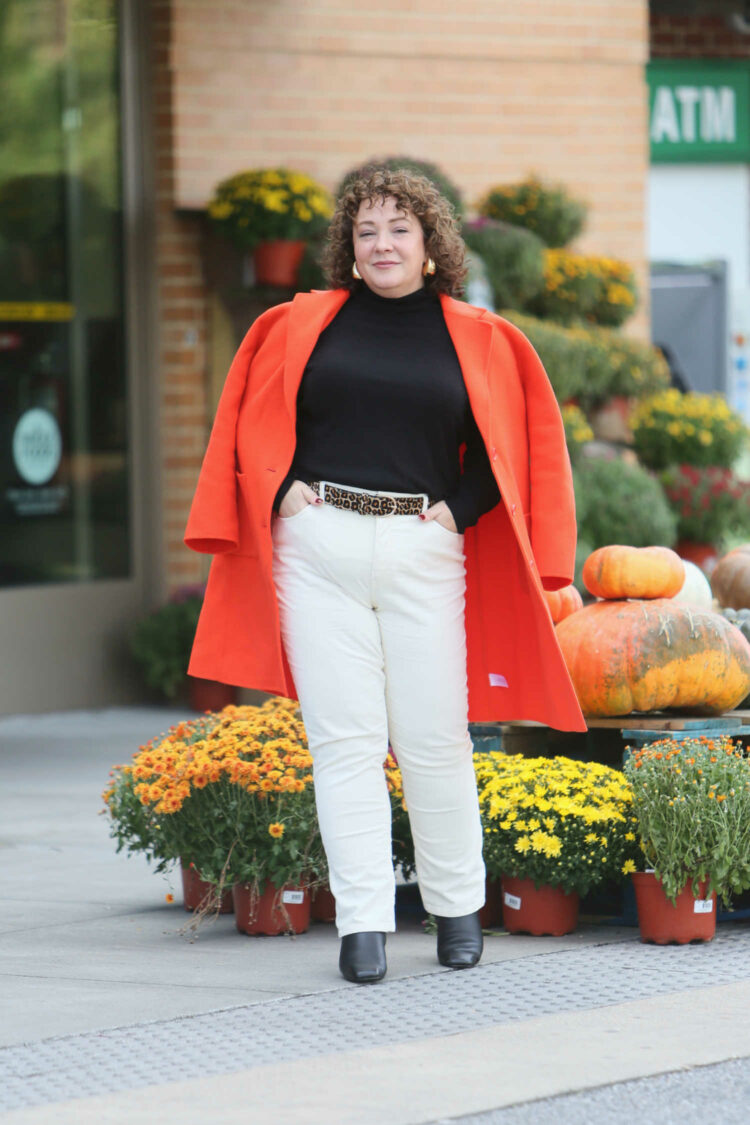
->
<box><xmin>544</xmin><ymin>584</ymin><xmax>584</xmax><ymax>624</ymax></box>
<box><xmin>582</xmin><ymin>545</ymin><xmax>684</xmax><ymax>601</ymax></box>
<box><xmin>711</xmin><ymin>544</ymin><xmax>750</xmax><ymax>610</ymax></box>
<box><xmin>555</xmin><ymin>599</ymin><xmax>750</xmax><ymax>716</ymax></box>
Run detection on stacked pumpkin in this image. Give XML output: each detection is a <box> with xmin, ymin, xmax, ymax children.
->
<box><xmin>554</xmin><ymin>545</ymin><xmax>750</xmax><ymax>717</ymax></box>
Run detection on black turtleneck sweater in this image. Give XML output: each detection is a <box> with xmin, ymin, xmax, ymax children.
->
<box><xmin>274</xmin><ymin>284</ymin><xmax>500</xmax><ymax>532</ymax></box>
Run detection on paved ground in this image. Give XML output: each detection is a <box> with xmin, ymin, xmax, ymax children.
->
<box><xmin>1</xmin><ymin>706</ymin><xmax>750</xmax><ymax>1124</ymax></box>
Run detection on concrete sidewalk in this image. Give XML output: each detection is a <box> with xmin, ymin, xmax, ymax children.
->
<box><xmin>1</xmin><ymin>707</ymin><xmax>750</xmax><ymax>1124</ymax></box>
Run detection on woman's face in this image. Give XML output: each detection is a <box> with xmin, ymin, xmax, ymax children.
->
<box><xmin>352</xmin><ymin>195</ymin><xmax>427</xmax><ymax>299</ymax></box>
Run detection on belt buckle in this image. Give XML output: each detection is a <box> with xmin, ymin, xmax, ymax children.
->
<box><xmin>359</xmin><ymin>490</ymin><xmax>397</xmax><ymax>516</ymax></box>
<box><xmin>374</xmin><ymin>492</ymin><xmax>397</xmax><ymax>516</ymax></box>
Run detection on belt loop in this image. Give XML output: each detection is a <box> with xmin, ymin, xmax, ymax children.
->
<box><xmin>422</xmin><ymin>494</ymin><xmax>429</xmax><ymax>514</ymax></box>
<box><xmin>320</xmin><ymin>481</ymin><xmax>327</xmax><ymax>504</ymax></box>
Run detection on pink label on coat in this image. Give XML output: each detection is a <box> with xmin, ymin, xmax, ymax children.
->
<box><xmin>489</xmin><ymin>673</ymin><xmax>509</xmax><ymax>687</ymax></box>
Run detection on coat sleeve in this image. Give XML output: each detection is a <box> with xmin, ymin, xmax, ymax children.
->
<box><xmin>503</xmin><ymin>320</ymin><xmax>577</xmax><ymax>591</ymax></box>
<box><xmin>184</xmin><ymin>304</ymin><xmax>289</xmax><ymax>554</ymax></box>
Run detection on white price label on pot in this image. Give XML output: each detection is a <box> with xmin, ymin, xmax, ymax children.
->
<box><xmin>693</xmin><ymin>898</ymin><xmax>714</xmax><ymax>914</ymax></box>
<box><xmin>503</xmin><ymin>892</ymin><xmax>522</xmax><ymax>911</ymax></box>
<box><xmin>282</xmin><ymin>889</ymin><xmax>305</xmax><ymax>905</ymax></box>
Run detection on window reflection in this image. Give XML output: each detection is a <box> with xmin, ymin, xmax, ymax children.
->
<box><xmin>0</xmin><ymin>0</ymin><xmax>129</xmax><ymax>585</ymax></box>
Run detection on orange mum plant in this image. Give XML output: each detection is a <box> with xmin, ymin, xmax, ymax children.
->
<box><xmin>102</xmin><ymin>698</ymin><xmax>327</xmax><ymax>901</ymax></box>
<box><xmin>623</xmin><ymin>736</ymin><xmax>750</xmax><ymax>906</ymax></box>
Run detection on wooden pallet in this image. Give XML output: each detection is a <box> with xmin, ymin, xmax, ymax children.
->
<box><xmin>502</xmin><ymin>711</ymin><xmax>750</xmax><ymax>733</ymax></box>
<box><xmin>587</xmin><ymin>711</ymin><xmax>750</xmax><ymax>731</ymax></box>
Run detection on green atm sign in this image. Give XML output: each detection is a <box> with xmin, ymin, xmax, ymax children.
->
<box><xmin>648</xmin><ymin>61</ymin><xmax>750</xmax><ymax>162</ymax></box>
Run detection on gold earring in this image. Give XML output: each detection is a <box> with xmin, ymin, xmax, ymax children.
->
<box><xmin>423</xmin><ymin>258</ymin><xmax>436</xmax><ymax>277</ymax></box>
<box><xmin>352</xmin><ymin>262</ymin><xmax>362</xmax><ymax>280</ymax></box>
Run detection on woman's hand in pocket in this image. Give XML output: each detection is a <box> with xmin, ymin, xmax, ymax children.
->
<box><xmin>278</xmin><ymin>480</ymin><xmax>322</xmax><ymax>518</ymax></box>
<box><xmin>419</xmin><ymin>500</ymin><xmax>458</xmax><ymax>533</ymax></box>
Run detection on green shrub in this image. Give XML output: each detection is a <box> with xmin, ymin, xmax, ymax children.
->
<box><xmin>130</xmin><ymin>589</ymin><xmax>203</xmax><ymax>699</ymax></box>
<box><xmin>501</xmin><ymin>311</ymin><xmax>670</xmax><ymax>408</ymax></box>
<box><xmin>462</xmin><ymin>218</ymin><xmax>544</xmax><ymax>310</ymax></box>
<box><xmin>573</xmin><ymin>458</ymin><xmax>677</xmax><ymax>553</ymax></box>
<box><xmin>477</xmin><ymin>176</ymin><xmax>586</xmax><ymax>248</ymax></box>
<box><xmin>336</xmin><ymin>156</ymin><xmax>464</xmax><ymax>219</ymax></box>
<box><xmin>526</xmin><ymin>249</ymin><xmax>638</xmax><ymax>328</ymax></box>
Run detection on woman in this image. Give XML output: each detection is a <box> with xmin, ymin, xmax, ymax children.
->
<box><xmin>185</xmin><ymin>168</ymin><xmax>585</xmax><ymax>983</ymax></box>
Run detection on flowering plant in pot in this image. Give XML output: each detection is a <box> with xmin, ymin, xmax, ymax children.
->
<box><xmin>207</xmin><ymin>168</ymin><xmax>333</xmax><ymax>286</ymax></box>
<box><xmin>218</xmin><ymin>703</ymin><xmax>325</xmax><ymax>935</ymax></box>
<box><xmin>474</xmin><ymin>753</ymin><xmax>640</xmax><ymax>935</ymax></box>
<box><xmin>526</xmin><ymin>249</ymin><xmax>638</xmax><ymax>329</ymax></box>
<box><xmin>103</xmin><ymin>699</ymin><xmax>326</xmax><ymax>925</ymax></box>
<box><xmin>102</xmin><ymin>710</ymin><xmax>233</xmax><ymax>909</ymax></box>
<box><xmin>631</xmin><ymin>389</ymin><xmax>748</xmax><ymax>472</ymax></box>
<box><xmin>476</xmin><ymin>175</ymin><xmax>586</xmax><ymax>249</ymax></box>
<box><xmin>623</xmin><ymin>736</ymin><xmax>750</xmax><ymax>943</ymax></box>
<box><xmin>660</xmin><ymin>465</ymin><xmax>750</xmax><ymax>563</ymax></box>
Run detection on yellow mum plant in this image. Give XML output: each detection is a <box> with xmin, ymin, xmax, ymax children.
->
<box><xmin>102</xmin><ymin>698</ymin><xmax>327</xmax><ymax>899</ymax></box>
<box><xmin>631</xmin><ymin>388</ymin><xmax>748</xmax><ymax>471</ymax></box>
<box><xmin>528</xmin><ymin>249</ymin><xmax>638</xmax><ymax>328</ymax></box>
<box><xmin>477</xmin><ymin>176</ymin><xmax>586</xmax><ymax>249</ymax></box>
<box><xmin>474</xmin><ymin>753</ymin><xmax>641</xmax><ymax>895</ymax></box>
<box><xmin>207</xmin><ymin>168</ymin><xmax>333</xmax><ymax>249</ymax></box>
<box><xmin>502</xmin><ymin>311</ymin><xmax>670</xmax><ymax>407</ymax></box>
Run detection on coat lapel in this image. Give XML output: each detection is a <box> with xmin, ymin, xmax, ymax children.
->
<box><xmin>440</xmin><ymin>294</ymin><xmax>493</xmax><ymax>431</ymax></box>
<box><xmin>283</xmin><ymin>289</ymin><xmax>350</xmax><ymax>418</ymax></box>
<box><xmin>440</xmin><ymin>296</ymin><xmax>520</xmax><ymax>500</ymax></box>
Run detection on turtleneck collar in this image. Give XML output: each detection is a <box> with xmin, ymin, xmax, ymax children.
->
<box><xmin>353</xmin><ymin>282</ymin><xmax>437</xmax><ymax>311</ymax></box>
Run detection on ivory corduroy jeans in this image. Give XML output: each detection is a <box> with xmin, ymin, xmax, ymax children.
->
<box><xmin>272</xmin><ymin>492</ymin><xmax>486</xmax><ymax>937</ymax></box>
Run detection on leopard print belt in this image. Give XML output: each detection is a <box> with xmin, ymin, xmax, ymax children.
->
<box><xmin>307</xmin><ymin>481</ymin><xmax>435</xmax><ymax>516</ymax></box>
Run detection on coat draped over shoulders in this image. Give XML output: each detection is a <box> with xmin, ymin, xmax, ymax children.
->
<box><xmin>185</xmin><ymin>289</ymin><xmax>586</xmax><ymax>732</ymax></box>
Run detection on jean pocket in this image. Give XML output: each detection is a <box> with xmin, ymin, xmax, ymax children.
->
<box><xmin>429</xmin><ymin>518</ymin><xmax>462</xmax><ymax>539</ymax></box>
<box><xmin>278</xmin><ymin>502</ymin><xmax>315</xmax><ymax>523</ymax></box>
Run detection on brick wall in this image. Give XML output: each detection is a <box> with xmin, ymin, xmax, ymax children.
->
<box><xmin>152</xmin><ymin>0</ymin><xmax>210</xmax><ymax>592</ymax></box>
<box><xmin>169</xmin><ymin>0</ymin><xmax>650</xmax><ymax>267</ymax></box>
<box><xmin>651</xmin><ymin>0</ymin><xmax>750</xmax><ymax>58</ymax></box>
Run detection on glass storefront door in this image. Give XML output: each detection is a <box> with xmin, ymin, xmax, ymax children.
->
<box><xmin>0</xmin><ymin>0</ymin><xmax>129</xmax><ymax>585</ymax></box>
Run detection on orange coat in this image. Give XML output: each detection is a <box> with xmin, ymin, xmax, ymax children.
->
<box><xmin>185</xmin><ymin>289</ymin><xmax>586</xmax><ymax>732</ymax></box>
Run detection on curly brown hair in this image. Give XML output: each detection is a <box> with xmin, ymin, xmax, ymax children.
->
<box><xmin>322</xmin><ymin>167</ymin><xmax>467</xmax><ymax>297</ymax></box>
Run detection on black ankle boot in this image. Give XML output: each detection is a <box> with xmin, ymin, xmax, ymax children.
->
<box><xmin>436</xmin><ymin>912</ymin><xmax>483</xmax><ymax>969</ymax></box>
<box><xmin>339</xmin><ymin>932</ymin><xmax>387</xmax><ymax>983</ymax></box>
